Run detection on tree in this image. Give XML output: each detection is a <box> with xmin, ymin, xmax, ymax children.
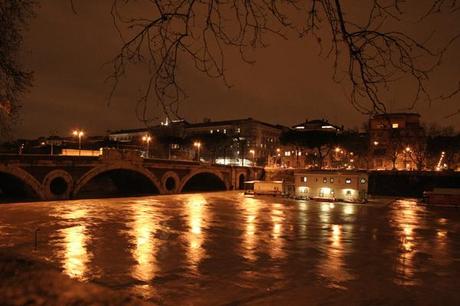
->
<box><xmin>337</xmin><ymin>131</ymin><xmax>370</xmax><ymax>169</ymax></box>
<box><xmin>427</xmin><ymin>133</ymin><xmax>460</xmax><ymax>170</ymax></box>
<box><xmin>281</xmin><ymin>130</ymin><xmax>337</xmax><ymax>169</ymax></box>
<box><xmin>105</xmin><ymin>0</ymin><xmax>460</xmax><ymax>121</ymax></box>
<box><xmin>0</xmin><ymin>1</ymin><xmax>36</xmax><ymax>139</ymax></box>
<box><xmin>186</xmin><ymin>132</ymin><xmax>233</xmax><ymax>163</ymax></box>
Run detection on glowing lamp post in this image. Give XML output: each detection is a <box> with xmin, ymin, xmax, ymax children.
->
<box><xmin>142</xmin><ymin>135</ymin><xmax>152</xmax><ymax>158</ymax></box>
<box><xmin>404</xmin><ymin>146</ymin><xmax>411</xmax><ymax>170</ymax></box>
<box><xmin>194</xmin><ymin>141</ymin><xmax>201</xmax><ymax>162</ymax></box>
<box><xmin>72</xmin><ymin>130</ymin><xmax>84</xmax><ymax>156</ymax></box>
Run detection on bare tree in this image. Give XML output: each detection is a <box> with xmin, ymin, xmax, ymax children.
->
<box><xmin>0</xmin><ymin>0</ymin><xmax>36</xmax><ymax>139</ymax></box>
<box><xmin>103</xmin><ymin>0</ymin><xmax>460</xmax><ymax>122</ymax></box>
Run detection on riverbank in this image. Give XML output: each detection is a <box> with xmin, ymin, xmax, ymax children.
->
<box><xmin>0</xmin><ymin>251</ymin><xmax>151</xmax><ymax>306</ymax></box>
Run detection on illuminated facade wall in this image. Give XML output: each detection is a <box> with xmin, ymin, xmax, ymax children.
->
<box><xmin>294</xmin><ymin>170</ymin><xmax>368</xmax><ymax>202</ymax></box>
<box><xmin>369</xmin><ymin>113</ymin><xmax>425</xmax><ymax>170</ymax></box>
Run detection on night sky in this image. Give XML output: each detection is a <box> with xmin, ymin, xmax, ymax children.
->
<box><xmin>17</xmin><ymin>0</ymin><xmax>460</xmax><ymax>138</ymax></box>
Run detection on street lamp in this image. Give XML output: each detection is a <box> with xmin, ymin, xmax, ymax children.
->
<box><xmin>142</xmin><ymin>134</ymin><xmax>152</xmax><ymax>158</ymax></box>
<box><xmin>194</xmin><ymin>141</ymin><xmax>201</xmax><ymax>161</ymax></box>
<box><xmin>404</xmin><ymin>146</ymin><xmax>412</xmax><ymax>170</ymax></box>
<box><xmin>72</xmin><ymin>130</ymin><xmax>84</xmax><ymax>156</ymax></box>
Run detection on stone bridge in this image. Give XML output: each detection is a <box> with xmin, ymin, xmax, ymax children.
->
<box><xmin>0</xmin><ymin>150</ymin><xmax>263</xmax><ymax>201</ymax></box>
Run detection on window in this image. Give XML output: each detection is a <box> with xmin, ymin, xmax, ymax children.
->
<box><xmin>345</xmin><ymin>178</ymin><xmax>352</xmax><ymax>184</ymax></box>
<box><xmin>323</xmin><ymin>177</ymin><xmax>327</xmax><ymax>183</ymax></box>
<box><xmin>392</xmin><ymin>123</ymin><xmax>399</xmax><ymax>129</ymax></box>
<box><xmin>210</xmin><ymin>129</ymin><xmax>213</xmax><ymax>134</ymax></box>
<box><xmin>170</xmin><ymin>144</ymin><xmax>179</xmax><ymax>149</ymax></box>
<box><xmin>330</xmin><ymin>178</ymin><xmax>334</xmax><ymax>183</ymax></box>
<box><xmin>285</xmin><ymin>151</ymin><xmax>291</xmax><ymax>156</ymax></box>
<box><xmin>237</xmin><ymin>128</ymin><xmax>241</xmax><ymax>133</ymax></box>
<box><xmin>223</xmin><ymin>129</ymin><xmax>227</xmax><ymax>134</ymax></box>
<box><xmin>360</xmin><ymin>178</ymin><xmax>367</xmax><ymax>184</ymax></box>
<box><xmin>302</xmin><ymin>176</ymin><xmax>307</xmax><ymax>183</ymax></box>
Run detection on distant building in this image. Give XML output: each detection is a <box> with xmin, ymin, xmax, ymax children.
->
<box><xmin>108</xmin><ymin>117</ymin><xmax>286</xmax><ymax>165</ymax></box>
<box><xmin>292</xmin><ymin>119</ymin><xmax>343</xmax><ymax>133</ymax></box>
<box><xmin>273</xmin><ymin>119</ymin><xmax>343</xmax><ymax>169</ymax></box>
<box><xmin>185</xmin><ymin>118</ymin><xmax>285</xmax><ymax>166</ymax></box>
<box><xmin>369</xmin><ymin>113</ymin><xmax>425</xmax><ymax>170</ymax></box>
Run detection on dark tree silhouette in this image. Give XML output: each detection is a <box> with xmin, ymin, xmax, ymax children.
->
<box><xmin>337</xmin><ymin>131</ymin><xmax>370</xmax><ymax>169</ymax></box>
<box><xmin>427</xmin><ymin>133</ymin><xmax>460</xmax><ymax>170</ymax></box>
<box><xmin>105</xmin><ymin>0</ymin><xmax>460</xmax><ymax>122</ymax></box>
<box><xmin>0</xmin><ymin>0</ymin><xmax>36</xmax><ymax>138</ymax></box>
<box><xmin>281</xmin><ymin>130</ymin><xmax>338</xmax><ymax>168</ymax></box>
<box><xmin>187</xmin><ymin>132</ymin><xmax>233</xmax><ymax>162</ymax></box>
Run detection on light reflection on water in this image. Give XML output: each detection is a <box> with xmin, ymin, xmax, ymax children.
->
<box><xmin>1</xmin><ymin>192</ymin><xmax>460</xmax><ymax>304</ymax></box>
<box><xmin>57</xmin><ymin>206</ymin><xmax>90</xmax><ymax>281</ymax></box>
<box><xmin>391</xmin><ymin>200</ymin><xmax>420</xmax><ymax>286</ymax></box>
<box><xmin>131</xmin><ymin>201</ymin><xmax>158</xmax><ymax>282</ymax></box>
<box><xmin>270</xmin><ymin>203</ymin><xmax>285</xmax><ymax>259</ymax></box>
<box><xmin>185</xmin><ymin>194</ymin><xmax>209</xmax><ymax>271</ymax></box>
<box><xmin>242</xmin><ymin>197</ymin><xmax>261</xmax><ymax>261</ymax></box>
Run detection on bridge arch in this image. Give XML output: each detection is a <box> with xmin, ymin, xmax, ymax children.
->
<box><xmin>0</xmin><ymin>165</ymin><xmax>44</xmax><ymax>200</ymax></box>
<box><xmin>161</xmin><ymin>171</ymin><xmax>180</xmax><ymax>194</ymax></box>
<box><xmin>43</xmin><ymin>170</ymin><xmax>74</xmax><ymax>200</ymax></box>
<box><xmin>179</xmin><ymin>168</ymin><xmax>229</xmax><ymax>193</ymax></box>
<box><xmin>73</xmin><ymin>163</ymin><xmax>163</xmax><ymax>198</ymax></box>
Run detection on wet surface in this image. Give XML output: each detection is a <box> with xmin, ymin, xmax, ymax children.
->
<box><xmin>1</xmin><ymin>192</ymin><xmax>460</xmax><ymax>305</ymax></box>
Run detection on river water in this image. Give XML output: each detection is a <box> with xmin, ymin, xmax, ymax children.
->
<box><xmin>1</xmin><ymin>191</ymin><xmax>460</xmax><ymax>305</ymax></box>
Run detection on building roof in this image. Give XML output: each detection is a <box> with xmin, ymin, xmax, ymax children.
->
<box><xmin>186</xmin><ymin>117</ymin><xmax>285</xmax><ymax>130</ymax></box>
<box><xmin>292</xmin><ymin>119</ymin><xmax>342</xmax><ymax>131</ymax></box>
<box><xmin>108</xmin><ymin>128</ymin><xmax>149</xmax><ymax>135</ymax></box>
<box><xmin>372</xmin><ymin>112</ymin><xmax>421</xmax><ymax>118</ymax></box>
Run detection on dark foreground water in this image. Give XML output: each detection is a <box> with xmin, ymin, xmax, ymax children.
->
<box><xmin>1</xmin><ymin>192</ymin><xmax>460</xmax><ymax>305</ymax></box>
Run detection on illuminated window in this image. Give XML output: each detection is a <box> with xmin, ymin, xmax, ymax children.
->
<box><xmin>237</xmin><ymin>128</ymin><xmax>241</xmax><ymax>133</ymax></box>
<box><xmin>392</xmin><ymin>123</ymin><xmax>399</xmax><ymax>129</ymax></box>
<box><xmin>323</xmin><ymin>177</ymin><xmax>327</xmax><ymax>183</ymax></box>
<box><xmin>302</xmin><ymin>176</ymin><xmax>307</xmax><ymax>183</ymax></box>
<box><xmin>285</xmin><ymin>151</ymin><xmax>291</xmax><ymax>156</ymax></box>
<box><xmin>330</xmin><ymin>178</ymin><xmax>334</xmax><ymax>183</ymax></box>
<box><xmin>210</xmin><ymin>129</ymin><xmax>213</xmax><ymax>134</ymax></box>
<box><xmin>223</xmin><ymin>129</ymin><xmax>227</xmax><ymax>134</ymax></box>
<box><xmin>217</xmin><ymin>129</ymin><xmax>220</xmax><ymax>132</ymax></box>
<box><xmin>345</xmin><ymin>178</ymin><xmax>352</xmax><ymax>184</ymax></box>
<box><xmin>360</xmin><ymin>178</ymin><xmax>367</xmax><ymax>184</ymax></box>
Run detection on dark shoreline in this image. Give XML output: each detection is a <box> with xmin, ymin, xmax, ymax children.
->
<box><xmin>0</xmin><ymin>250</ymin><xmax>152</xmax><ymax>306</ymax></box>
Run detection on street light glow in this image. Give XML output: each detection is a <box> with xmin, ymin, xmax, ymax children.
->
<box><xmin>142</xmin><ymin>134</ymin><xmax>152</xmax><ymax>158</ymax></box>
<box><xmin>72</xmin><ymin>129</ymin><xmax>85</xmax><ymax>156</ymax></box>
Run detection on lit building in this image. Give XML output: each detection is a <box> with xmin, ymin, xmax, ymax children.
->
<box><xmin>184</xmin><ymin>118</ymin><xmax>285</xmax><ymax>166</ymax></box>
<box><xmin>272</xmin><ymin>119</ymin><xmax>343</xmax><ymax>169</ymax></box>
<box><xmin>369</xmin><ymin>113</ymin><xmax>425</xmax><ymax>170</ymax></box>
<box><xmin>294</xmin><ymin>170</ymin><xmax>368</xmax><ymax>202</ymax></box>
<box><xmin>108</xmin><ymin>117</ymin><xmax>285</xmax><ymax>165</ymax></box>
